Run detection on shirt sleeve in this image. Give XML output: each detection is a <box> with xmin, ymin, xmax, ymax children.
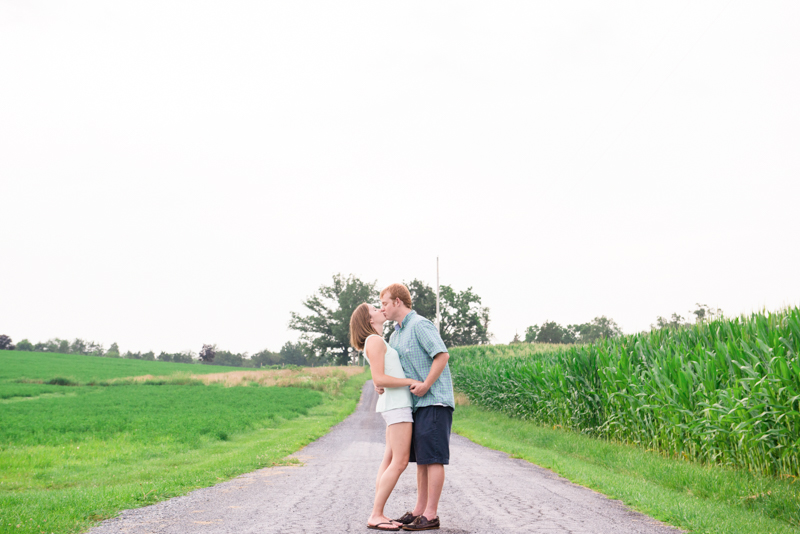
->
<box><xmin>414</xmin><ymin>320</ymin><xmax>448</xmax><ymax>359</ymax></box>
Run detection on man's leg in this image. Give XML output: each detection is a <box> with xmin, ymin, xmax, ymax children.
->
<box><xmin>422</xmin><ymin>463</ymin><xmax>445</xmax><ymax>520</ymax></box>
<box><xmin>411</xmin><ymin>464</ymin><xmax>428</xmax><ymax>517</ymax></box>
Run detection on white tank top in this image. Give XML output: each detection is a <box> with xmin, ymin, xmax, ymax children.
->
<box><xmin>363</xmin><ymin>334</ymin><xmax>413</xmax><ymax>412</ymax></box>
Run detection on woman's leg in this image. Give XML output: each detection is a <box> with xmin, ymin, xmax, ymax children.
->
<box><xmin>368</xmin><ymin>422</ymin><xmax>412</xmax><ymax>526</ymax></box>
<box><xmin>376</xmin><ymin>427</ymin><xmax>392</xmax><ymax>492</ymax></box>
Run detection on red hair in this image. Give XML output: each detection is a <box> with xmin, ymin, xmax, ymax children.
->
<box><xmin>380</xmin><ymin>283</ymin><xmax>413</xmax><ymax>309</ymax></box>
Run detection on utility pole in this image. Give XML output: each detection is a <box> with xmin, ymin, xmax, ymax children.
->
<box><xmin>435</xmin><ymin>257</ymin><xmax>441</xmax><ymax>332</ymax></box>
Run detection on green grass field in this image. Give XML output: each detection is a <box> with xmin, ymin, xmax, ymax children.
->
<box><xmin>0</xmin><ymin>351</ymin><xmax>370</xmax><ymax>534</ymax></box>
<box><xmin>0</xmin><ymin>350</ymin><xmax>233</xmax><ymax>384</ymax></box>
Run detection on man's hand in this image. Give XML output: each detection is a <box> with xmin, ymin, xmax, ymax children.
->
<box><xmin>409</xmin><ymin>381</ymin><xmax>430</xmax><ymax>397</ymax></box>
<box><xmin>374</xmin><ymin>384</ymin><xmax>385</xmax><ymax>395</ymax></box>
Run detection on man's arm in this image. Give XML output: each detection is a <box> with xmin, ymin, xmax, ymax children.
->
<box><xmin>409</xmin><ymin>351</ymin><xmax>448</xmax><ymax>397</ymax></box>
<box><xmin>408</xmin><ymin>319</ymin><xmax>449</xmax><ymax>397</ymax></box>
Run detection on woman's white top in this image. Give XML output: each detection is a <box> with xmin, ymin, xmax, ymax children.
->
<box><xmin>364</xmin><ymin>334</ymin><xmax>413</xmax><ymax>413</ymax></box>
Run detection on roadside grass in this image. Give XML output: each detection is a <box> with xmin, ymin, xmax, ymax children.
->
<box><xmin>453</xmin><ymin>403</ymin><xmax>800</xmax><ymax>534</ymax></box>
<box><xmin>0</xmin><ymin>368</ymin><xmax>370</xmax><ymax>534</ymax></box>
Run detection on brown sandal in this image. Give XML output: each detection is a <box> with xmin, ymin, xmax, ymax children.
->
<box><xmin>367</xmin><ymin>522</ymin><xmax>400</xmax><ymax>531</ymax></box>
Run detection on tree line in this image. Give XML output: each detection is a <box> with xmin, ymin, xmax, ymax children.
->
<box><xmin>512</xmin><ymin>304</ymin><xmax>723</xmax><ymax>345</ymax></box>
<box><xmin>0</xmin><ymin>334</ymin><xmax>310</xmax><ymax>368</ymax></box>
<box><xmin>650</xmin><ymin>303</ymin><xmax>722</xmax><ymax>330</ymax></box>
<box><xmin>516</xmin><ymin>316</ymin><xmax>624</xmax><ymax>345</ymax></box>
<box><xmin>0</xmin><ymin>273</ymin><xmax>493</xmax><ymax>367</ymax></box>
<box><xmin>1</xmin><ymin>296</ymin><xmax>721</xmax><ymax>361</ymax></box>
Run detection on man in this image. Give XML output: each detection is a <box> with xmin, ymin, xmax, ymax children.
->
<box><xmin>379</xmin><ymin>283</ymin><xmax>454</xmax><ymax>532</ymax></box>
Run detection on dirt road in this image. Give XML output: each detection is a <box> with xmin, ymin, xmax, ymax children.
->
<box><xmin>88</xmin><ymin>382</ymin><xmax>681</xmax><ymax>534</ymax></box>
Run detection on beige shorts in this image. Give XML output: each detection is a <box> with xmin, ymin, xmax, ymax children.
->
<box><xmin>381</xmin><ymin>406</ymin><xmax>414</xmax><ymax>426</ymax></box>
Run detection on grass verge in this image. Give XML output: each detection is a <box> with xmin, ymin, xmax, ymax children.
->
<box><xmin>0</xmin><ymin>369</ymin><xmax>370</xmax><ymax>534</ymax></box>
<box><xmin>453</xmin><ymin>404</ymin><xmax>800</xmax><ymax>534</ymax></box>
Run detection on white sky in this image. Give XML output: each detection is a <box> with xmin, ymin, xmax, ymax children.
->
<box><xmin>1</xmin><ymin>1</ymin><xmax>798</xmax><ymax>355</ymax></box>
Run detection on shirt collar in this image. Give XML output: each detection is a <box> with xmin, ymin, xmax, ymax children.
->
<box><xmin>396</xmin><ymin>310</ymin><xmax>416</xmax><ymax>330</ymax></box>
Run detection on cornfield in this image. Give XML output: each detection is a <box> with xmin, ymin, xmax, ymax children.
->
<box><xmin>450</xmin><ymin>307</ymin><xmax>800</xmax><ymax>477</ymax></box>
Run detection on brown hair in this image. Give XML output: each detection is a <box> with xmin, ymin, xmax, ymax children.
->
<box><xmin>349</xmin><ymin>303</ymin><xmax>375</xmax><ymax>351</ymax></box>
<box><xmin>380</xmin><ymin>283</ymin><xmax>413</xmax><ymax>309</ymax></box>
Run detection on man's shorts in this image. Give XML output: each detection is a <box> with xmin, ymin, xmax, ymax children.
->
<box><xmin>409</xmin><ymin>405</ymin><xmax>453</xmax><ymax>465</ymax></box>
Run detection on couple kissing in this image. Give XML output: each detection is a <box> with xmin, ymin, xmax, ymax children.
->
<box><xmin>349</xmin><ymin>283</ymin><xmax>454</xmax><ymax>532</ymax></box>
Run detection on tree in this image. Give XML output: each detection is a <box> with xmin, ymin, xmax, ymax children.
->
<box><xmin>530</xmin><ymin>321</ymin><xmax>576</xmax><ymax>344</ymax></box>
<box><xmin>439</xmin><ymin>285</ymin><xmax>491</xmax><ymax>346</ymax></box>
<box><xmin>157</xmin><ymin>351</ymin><xmax>173</xmax><ymax>362</ymax></box>
<box><xmin>403</xmin><ymin>279</ymin><xmax>491</xmax><ymax>347</ymax></box>
<box><xmin>651</xmin><ymin>313</ymin><xmax>691</xmax><ymax>330</ymax></box>
<box><xmin>252</xmin><ymin>349</ymin><xmax>282</xmax><ymax>367</ymax></box>
<box><xmin>0</xmin><ymin>335</ymin><xmax>14</xmax><ymax>350</ymax></box>
<box><xmin>510</xmin><ymin>332</ymin><xmax>522</xmax><ymax>344</ymax></box>
<box><xmin>576</xmin><ymin>316</ymin><xmax>622</xmax><ymax>343</ymax></box>
<box><xmin>289</xmin><ymin>274</ymin><xmax>378</xmax><ymax>365</ymax></box>
<box><xmin>280</xmin><ymin>341</ymin><xmax>312</xmax><ymax>366</ymax></box>
<box><xmin>692</xmin><ymin>303</ymin><xmax>722</xmax><ymax>323</ymax></box>
<box><xmin>16</xmin><ymin>339</ymin><xmax>33</xmax><ymax>351</ymax></box>
<box><xmin>406</xmin><ymin>279</ymin><xmax>438</xmax><ymax>322</ymax></box>
<box><xmin>105</xmin><ymin>342</ymin><xmax>120</xmax><ymax>358</ymax></box>
<box><xmin>524</xmin><ymin>325</ymin><xmax>538</xmax><ymax>343</ymax></box>
<box><xmin>214</xmin><ymin>350</ymin><xmax>244</xmax><ymax>367</ymax></box>
<box><xmin>173</xmin><ymin>350</ymin><xmax>195</xmax><ymax>364</ymax></box>
<box><xmin>199</xmin><ymin>344</ymin><xmax>216</xmax><ymax>363</ymax></box>
<box><xmin>70</xmin><ymin>338</ymin><xmax>88</xmax><ymax>355</ymax></box>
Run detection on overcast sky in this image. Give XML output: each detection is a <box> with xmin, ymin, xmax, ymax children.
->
<box><xmin>1</xmin><ymin>1</ymin><xmax>798</xmax><ymax>355</ymax></box>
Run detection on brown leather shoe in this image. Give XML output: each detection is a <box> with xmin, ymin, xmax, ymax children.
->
<box><xmin>393</xmin><ymin>512</ymin><xmax>418</xmax><ymax>525</ymax></box>
<box><xmin>402</xmin><ymin>515</ymin><xmax>440</xmax><ymax>531</ymax></box>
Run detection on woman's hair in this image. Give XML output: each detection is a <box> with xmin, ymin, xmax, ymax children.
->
<box><xmin>349</xmin><ymin>303</ymin><xmax>374</xmax><ymax>351</ymax></box>
<box><xmin>380</xmin><ymin>283</ymin><xmax>413</xmax><ymax>309</ymax></box>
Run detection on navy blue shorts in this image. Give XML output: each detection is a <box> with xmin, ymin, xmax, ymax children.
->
<box><xmin>409</xmin><ymin>405</ymin><xmax>453</xmax><ymax>465</ymax></box>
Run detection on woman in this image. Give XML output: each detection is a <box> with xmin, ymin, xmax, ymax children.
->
<box><xmin>350</xmin><ymin>303</ymin><xmax>421</xmax><ymax>531</ymax></box>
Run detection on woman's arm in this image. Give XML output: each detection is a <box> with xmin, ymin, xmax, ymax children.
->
<box><xmin>366</xmin><ymin>337</ymin><xmax>418</xmax><ymax>388</ymax></box>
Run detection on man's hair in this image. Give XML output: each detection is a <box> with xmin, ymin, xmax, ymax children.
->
<box><xmin>349</xmin><ymin>303</ymin><xmax>374</xmax><ymax>351</ymax></box>
<box><xmin>380</xmin><ymin>283</ymin><xmax>413</xmax><ymax>309</ymax></box>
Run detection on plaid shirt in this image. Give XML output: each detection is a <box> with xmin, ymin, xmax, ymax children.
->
<box><xmin>389</xmin><ymin>310</ymin><xmax>454</xmax><ymax>411</ymax></box>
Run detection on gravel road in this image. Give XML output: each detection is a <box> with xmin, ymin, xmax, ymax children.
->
<box><xmin>88</xmin><ymin>382</ymin><xmax>682</xmax><ymax>534</ymax></box>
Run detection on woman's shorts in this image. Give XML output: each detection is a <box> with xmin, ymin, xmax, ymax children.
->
<box><xmin>381</xmin><ymin>406</ymin><xmax>414</xmax><ymax>426</ymax></box>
